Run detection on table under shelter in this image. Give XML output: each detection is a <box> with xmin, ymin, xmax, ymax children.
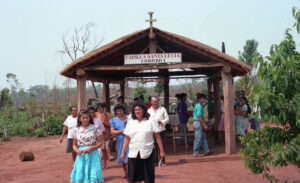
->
<box><xmin>60</xmin><ymin>13</ymin><xmax>251</xmax><ymax>154</ymax></box>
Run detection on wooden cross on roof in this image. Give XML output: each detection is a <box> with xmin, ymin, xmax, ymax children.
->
<box><xmin>145</xmin><ymin>12</ymin><xmax>156</xmax><ymax>39</ymax></box>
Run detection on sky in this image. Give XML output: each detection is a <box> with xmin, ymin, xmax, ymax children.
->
<box><xmin>0</xmin><ymin>0</ymin><xmax>299</xmax><ymax>90</ymax></box>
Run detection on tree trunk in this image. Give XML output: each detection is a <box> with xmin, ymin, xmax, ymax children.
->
<box><xmin>3</xmin><ymin>126</ymin><xmax>8</xmax><ymax>140</ymax></box>
<box><xmin>19</xmin><ymin>152</ymin><xmax>35</xmax><ymax>161</ymax></box>
<box><xmin>91</xmin><ymin>81</ymin><xmax>98</xmax><ymax>98</ymax></box>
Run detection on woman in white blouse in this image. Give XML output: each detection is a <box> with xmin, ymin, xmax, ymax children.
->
<box><xmin>121</xmin><ymin>103</ymin><xmax>165</xmax><ymax>183</ymax></box>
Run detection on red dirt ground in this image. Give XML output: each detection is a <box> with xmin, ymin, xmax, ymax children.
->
<box><xmin>0</xmin><ymin>135</ymin><xmax>299</xmax><ymax>183</ymax></box>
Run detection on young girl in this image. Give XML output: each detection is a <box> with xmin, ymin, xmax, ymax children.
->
<box><xmin>96</xmin><ymin>102</ymin><xmax>115</xmax><ymax>168</ymax></box>
<box><xmin>240</xmin><ymin>97</ymin><xmax>250</xmax><ymax>133</ymax></box>
<box><xmin>234</xmin><ymin>105</ymin><xmax>245</xmax><ymax>137</ymax></box>
<box><xmin>100</xmin><ymin>112</ymin><xmax>115</xmax><ymax>168</ymax></box>
<box><xmin>70</xmin><ymin>110</ymin><xmax>104</xmax><ymax>183</ymax></box>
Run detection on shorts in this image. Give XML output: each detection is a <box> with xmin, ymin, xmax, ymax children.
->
<box><xmin>66</xmin><ymin>139</ymin><xmax>74</xmax><ymax>153</ymax></box>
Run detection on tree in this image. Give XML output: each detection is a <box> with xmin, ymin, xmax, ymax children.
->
<box><xmin>188</xmin><ymin>84</ymin><xmax>195</xmax><ymax>101</ymax></box>
<box><xmin>0</xmin><ymin>88</ymin><xmax>12</xmax><ymax>108</ymax></box>
<box><xmin>236</xmin><ymin>40</ymin><xmax>260</xmax><ymax>95</ymax></box>
<box><xmin>238</xmin><ymin>39</ymin><xmax>259</xmax><ymax>67</ymax></box>
<box><xmin>241</xmin><ymin>9</ymin><xmax>300</xmax><ymax>182</ymax></box>
<box><xmin>58</xmin><ymin>22</ymin><xmax>103</xmax><ymax>99</ymax></box>
<box><xmin>154</xmin><ymin>81</ymin><xmax>164</xmax><ymax>97</ymax></box>
<box><xmin>133</xmin><ymin>86</ymin><xmax>148</xmax><ymax>101</ymax></box>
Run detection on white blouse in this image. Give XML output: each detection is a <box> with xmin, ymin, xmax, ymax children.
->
<box><xmin>123</xmin><ymin>118</ymin><xmax>160</xmax><ymax>159</ymax></box>
<box><xmin>72</xmin><ymin>124</ymin><xmax>102</xmax><ymax>147</ymax></box>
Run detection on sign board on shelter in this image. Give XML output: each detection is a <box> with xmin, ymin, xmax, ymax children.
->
<box><xmin>124</xmin><ymin>53</ymin><xmax>182</xmax><ymax>65</ymax></box>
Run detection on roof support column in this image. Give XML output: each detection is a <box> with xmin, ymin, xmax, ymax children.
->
<box><xmin>120</xmin><ymin>80</ymin><xmax>125</xmax><ymax>98</ymax></box>
<box><xmin>103</xmin><ymin>81</ymin><xmax>111</xmax><ymax>113</ymax></box>
<box><xmin>76</xmin><ymin>69</ymin><xmax>86</xmax><ymax>111</ymax></box>
<box><xmin>213</xmin><ymin>79</ymin><xmax>221</xmax><ymax>133</ymax></box>
<box><xmin>207</xmin><ymin>79</ymin><xmax>213</xmax><ymax>119</ymax></box>
<box><xmin>221</xmin><ymin>65</ymin><xmax>235</xmax><ymax>154</ymax></box>
<box><xmin>163</xmin><ymin>76</ymin><xmax>169</xmax><ymax>113</ymax></box>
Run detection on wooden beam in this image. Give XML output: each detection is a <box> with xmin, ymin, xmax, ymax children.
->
<box><xmin>85</xmin><ymin>62</ymin><xmax>224</xmax><ymax>71</ymax></box>
<box><xmin>76</xmin><ymin>72</ymin><xmax>86</xmax><ymax>111</ymax></box>
<box><xmin>103</xmin><ymin>81</ymin><xmax>111</xmax><ymax>113</ymax></box>
<box><xmin>120</xmin><ymin>80</ymin><xmax>125</xmax><ymax>98</ymax></box>
<box><xmin>126</xmin><ymin>75</ymin><xmax>208</xmax><ymax>80</ymax></box>
<box><xmin>149</xmin><ymin>39</ymin><xmax>156</xmax><ymax>53</ymax></box>
<box><xmin>221</xmin><ymin>66</ymin><xmax>235</xmax><ymax>154</ymax></box>
<box><xmin>163</xmin><ymin>76</ymin><xmax>169</xmax><ymax>113</ymax></box>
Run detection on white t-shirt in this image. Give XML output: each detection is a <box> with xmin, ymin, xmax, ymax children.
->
<box><xmin>147</xmin><ymin>106</ymin><xmax>169</xmax><ymax>132</ymax></box>
<box><xmin>123</xmin><ymin>118</ymin><xmax>160</xmax><ymax>159</ymax></box>
<box><xmin>63</xmin><ymin>115</ymin><xmax>78</xmax><ymax>139</ymax></box>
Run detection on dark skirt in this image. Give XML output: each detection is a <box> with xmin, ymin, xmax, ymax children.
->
<box><xmin>127</xmin><ymin>150</ymin><xmax>155</xmax><ymax>183</ymax></box>
<box><xmin>66</xmin><ymin>139</ymin><xmax>73</xmax><ymax>153</ymax></box>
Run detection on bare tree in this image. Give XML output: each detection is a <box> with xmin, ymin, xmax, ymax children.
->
<box><xmin>58</xmin><ymin>22</ymin><xmax>104</xmax><ymax>98</ymax></box>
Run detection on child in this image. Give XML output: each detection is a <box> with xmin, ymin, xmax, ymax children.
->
<box><xmin>88</xmin><ymin>106</ymin><xmax>106</xmax><ymax>167</ymax></box>
<box><xmin>70</xmin><ymin>110</ymin><xmax>104</xmax><ymax>183</ymax></box>
<box><xmin>234</xmin><ymin>105</ymin><xmax>245</xmax><ymax>137</ymax></box>
<box><xmin>101</xmin><ymin>112</ymin><xmax>115</xmax><ymax>168</ymax></box>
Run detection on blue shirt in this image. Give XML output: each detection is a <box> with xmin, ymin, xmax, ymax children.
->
<box><xmin>110</xmin><ymin>116</ymin><xmax>127</xmax><ymax>139</ymax></box>
<box><xmin>193</xmin><ymin>102</ymin><xmax>204</xmax><ymax>121</ymax></box>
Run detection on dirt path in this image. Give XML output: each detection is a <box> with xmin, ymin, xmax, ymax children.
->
<box><xmin>0</xmin><ymin>136</ymin><xmax>299</xmax><ymax>183</ymax></box>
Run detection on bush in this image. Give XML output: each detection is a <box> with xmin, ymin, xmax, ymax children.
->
<box><xmin>13</xmin><ymin>120</ymin><xmax>35</xmax><ymax>137</ymax></box>
<box><xmin>1</xmin><ymin>135</ymin><xmax>10</xmax><ymax>141</ymax></box>
<box><xmin>32</xmin><ymin>128</ymin><xmax>46</xmax><ymax>137</ymax></box>
<box><xmin>43</xmin><ymin>114</ymin><xmax>64</xmax><ymax>135</ymax></box>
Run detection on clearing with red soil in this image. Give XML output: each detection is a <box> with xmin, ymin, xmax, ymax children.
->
<box><xmin>0</xmin><ymin>136</ymin><xmax>299</xmax><ymax>183</ymax></box>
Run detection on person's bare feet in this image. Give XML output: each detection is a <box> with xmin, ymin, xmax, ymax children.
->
<box><xmin>109</xmin><ymin>156</ymin><xmax>115</xmax><ymax>161</ymax></box>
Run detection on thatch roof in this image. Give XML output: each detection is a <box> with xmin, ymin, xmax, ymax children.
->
<box><xmin>60</xmin><ymin>27</ymin><xmax>251</xmax><ymax>82</ymax></box>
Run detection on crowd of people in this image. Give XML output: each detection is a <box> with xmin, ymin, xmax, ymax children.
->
<box><xmin>60</xmin><ymin>91</ymin><xmax>260</xmax><ymax>183</ymax></box>
<box><xmin>60</xmin><ymin>95</ymin><xmax>168</xmax><ymax>183</ymax></box>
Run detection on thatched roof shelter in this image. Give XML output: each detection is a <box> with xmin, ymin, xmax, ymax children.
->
<box><xmin>60</xmin><ymin>22</ymin><xmax>251</xmax><ymax>155</ymax></box>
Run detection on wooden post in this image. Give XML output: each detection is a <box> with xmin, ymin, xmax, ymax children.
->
<box><xmin>207</xmin><ymin>79</ymin><xmax>212</xmax><ymax>94</ymax></box>
<box><xmin>103</xmin><ymin>81</ymin><xmax>110</xmax><ymax>113</ymax></box>
<box><xmin>146</xmin><ymin>12</ymin><xmax>157</xmax><ymax>53</ymax></box>
<box><xmin>221</xmin><ymin>65</ymin><xmax>235</xmax><ymax>154</ymax></box>
<box><xmin>163</xmin><ymin>76</ymin><xmax>169</xmax><ymax>113</ymax></box>
<box><xmin>76</xmin><ymin>69</ymin><xmax>86</xmax><ymax>111</ymax></box>
<box><xmin>207</xmin><ymin>79</ymin><xmax>213</xmax><ymax>119</ymax></box>
<box><xmin>120</xmin><ymin>80</ymin><xmax>125</xmax><ymax>98</ymax></box>
<box><xmin>213</xmin><ymin>79</ymin><xmax>221</xmax><ymax>130</ymax></box>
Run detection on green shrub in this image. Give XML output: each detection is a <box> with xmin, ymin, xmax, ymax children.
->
<box><xmin>32</xmin><ymin>128</ymin><xmax>46</xmax><ymax>137</ymax></box>
<box><xmin>1</xmin><ymin>135</ymin><xmax>10</xmax><ymax>141</ymax></box>
<box><xmin>43</xmin><ymin>114</ymin><xmax>64</xmax><ymax>135</ymax></box>
<box><xmin>13</xmin><ymin>120</ymin><xmax>35</xmax><ymax>136</ymax></box>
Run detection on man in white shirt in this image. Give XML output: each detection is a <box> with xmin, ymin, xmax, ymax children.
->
<box><xmin>60</xmin><ymin>106</ymin><xmax>78</xmax><ymax>162</ymax></box>
<box><xmin>147</xmin><ymin>96</ymin><xmax>169</xmax><ymax>166</ymax></box>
